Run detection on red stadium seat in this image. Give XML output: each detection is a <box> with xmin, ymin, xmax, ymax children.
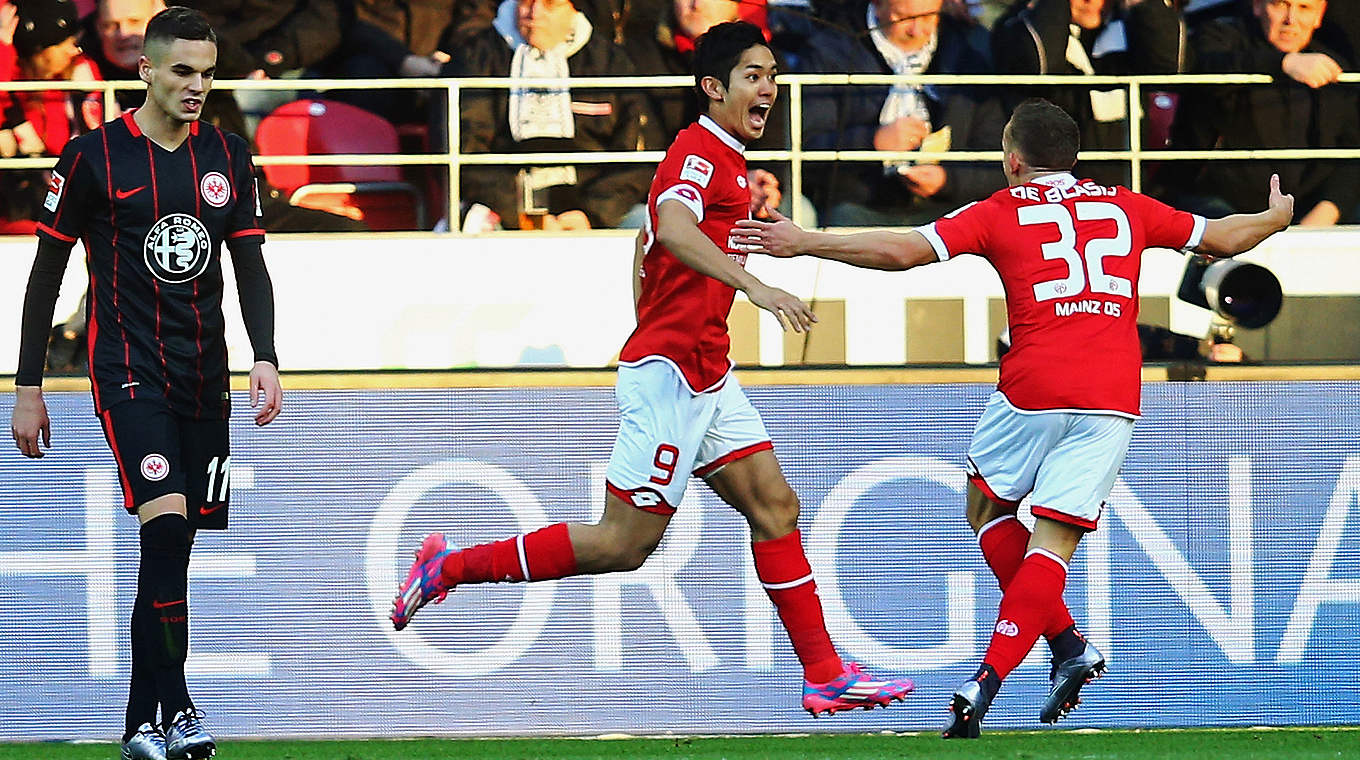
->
<box><xmin>255</xmin><ymin>99</ymin><xmax>426</xmax><ymax>231</ymax></box>
<box><xmin>1145</xmin><ymin>91</ymin><xmax>1179</xmax><ymax>149</ymax></box>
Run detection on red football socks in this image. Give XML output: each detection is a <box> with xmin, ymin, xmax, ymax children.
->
<box><xmin>441</xmin><ymin>523</ymin><xmax>578</xmax><ymax>586</ymax></box>
<box><xmin>977</xmin><ymin>515</ymin><xmax>1077</xmax><ymax>639</ymax></box>
<box><xmin>752</xmin><ymin>530</ymin><xmax>844</xmax><ymax>684</ymax></box>
<box><xmin>977</xmin><ymin>515</ymin><xmax>1029</xmax><ymax>588</ymax></box>
<box><xmin>982</xmin><ymin>549</ymin><xmax>1069</xmax><ymax>681</ymax></box>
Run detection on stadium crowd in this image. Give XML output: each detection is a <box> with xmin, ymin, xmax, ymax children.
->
<box><xmin>0</xmin><ymin>0</ymin><xmax>1354</xmax><ymax>232</ymax></box>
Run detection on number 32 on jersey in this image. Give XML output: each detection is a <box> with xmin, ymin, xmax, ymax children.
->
<box><xmin>1020</xmin><ymin>201</ymin><xmax>1132</xmax><ymax>318</ymax></box>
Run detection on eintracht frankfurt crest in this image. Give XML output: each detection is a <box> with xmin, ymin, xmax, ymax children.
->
<box><xmin>144</xmin><ymin>213</ymin><xmax>211</xmax><ymax>283</ymax></box>
<box><xmin>201</xmin><ymin>171</ymin><xmax>231</xmax><ymax>207</ymax></box>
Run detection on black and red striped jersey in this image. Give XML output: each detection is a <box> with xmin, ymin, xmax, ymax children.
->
<box><xmin>37</xmin><ymin>111</ymin><xmax>265</xmax><ymax>419</ymax></box>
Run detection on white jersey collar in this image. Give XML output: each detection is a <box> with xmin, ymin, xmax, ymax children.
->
<box><xmin>698</xmin><ymin>114</ymin><xmax>745</xmax><ymax>155</ymax></box>
<box><xmin>1029</xmin><ymin>172</ymin><xmax>1077</xmax><ymax>189</ymax></box>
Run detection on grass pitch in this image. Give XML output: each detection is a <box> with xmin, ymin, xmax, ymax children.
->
<box><xmin>2</xmin><ymin>728</ymin><xmax>1357</xmax><ymax>760</ymax></box>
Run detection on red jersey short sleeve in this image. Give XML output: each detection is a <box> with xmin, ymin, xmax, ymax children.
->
<box><xmin>619</xmin><ymin>115</ymin><xmax>752</xmax><ymax>393</ymax></box>
<box><xmin>928</xmin><ymin>174</ymin><xmax>1204</xmax><ymax>417</ymax></box>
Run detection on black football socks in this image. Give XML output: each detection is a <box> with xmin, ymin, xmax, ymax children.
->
<box><xmin>136</xmin><ymin>514</ymin><xmax>193</xmax><ymax>729</ymax></box>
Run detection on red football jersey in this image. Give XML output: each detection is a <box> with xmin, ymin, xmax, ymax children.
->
<box><xmin>619</xmin><ymin>115</ymin><xmax>752</xmax><ymax>393</ymax></box>
<box><xmin>921</xmin><ymin>173</ymin><xmax>1205</xmax><ymax>416</ymax></box>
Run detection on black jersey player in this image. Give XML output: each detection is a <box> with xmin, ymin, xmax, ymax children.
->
<box><xmin>10</xmin><ymin>7</ymin><xmax>280</xmax><ymax>759</ymax></box>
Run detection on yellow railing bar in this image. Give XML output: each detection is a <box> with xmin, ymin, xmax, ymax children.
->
<box><xmin>4</xmin><ymin>72</ymin><xmax>1358</xmax><ymax>229</ymax></box>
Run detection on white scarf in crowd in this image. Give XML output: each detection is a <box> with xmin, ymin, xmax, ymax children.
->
<box><xmin>493</xmin><ymin>0</ymin><xmax>593</xmax><ymax>142</ymax></box>
<box><xmin>867</xmin><ymin>3</ymin><xmax>935</xmax><ymax>130</ymax></box>
<box><xmin>1065</xmin><ymin>21</ymin><xmax>1129</xmax><ymax>122</ymax></box>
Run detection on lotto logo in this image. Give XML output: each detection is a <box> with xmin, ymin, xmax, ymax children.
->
<box><xmin>140</xmin><ymin>453</ymin><xmax>170</xmax><ymax>482</ymax></box>
<box><xmin>629</xmin><ymin>491</ymin><xmax>661</xmax><ymax>508</ymax></box>
<box><xmin>995</xmin><ymin>619</ymin><xmax>1020</xmax><ymax>637</ymax></box>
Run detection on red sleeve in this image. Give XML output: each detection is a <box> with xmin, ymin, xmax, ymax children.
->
<box><xmin>652</xmin><ymin>142</ymin><xmax>716</xmax><ymax>222</ymax></box>
<box><xmin>918</xmin><ymin>199</ymin><xmax>992</xmax><ymax>261</ymax></box>
<box><xmin>1125</xmin><ymin>190</ymin><xmax>1204</xmax><ymax>250</ymax></box>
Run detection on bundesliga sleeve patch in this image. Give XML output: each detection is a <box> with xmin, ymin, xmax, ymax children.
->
<box><xmin>680</xmin><ymin>154</ymin><xmax>714</xmax><ymax>188</ymax></box>
<box><xmin>43</xmin><ymin>171</ymin><xmax>65</xmax><ymax>212</ymax></box>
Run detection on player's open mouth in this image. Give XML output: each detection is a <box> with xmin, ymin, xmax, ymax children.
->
<box><xmin>748</xmin><ymin>104</ymin><xmax>770</xmax><ymax>130</ymax></box>
<box><xmin>183</xmin><ymin>98</ymin><xmax>202</xmax><ymax>111</ymax></box>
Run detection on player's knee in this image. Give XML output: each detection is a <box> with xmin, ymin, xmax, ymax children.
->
<box><xmin>748</xmin><ymin>486</ymin><xmax>800</xmax><ymax>539</ymax></box>
<box><xmin>140</xmin><ymin>512</ymin><xmax>190</xmax><ymax>555</ymax></box>
<box><xmin>966</xmin><ymin>495</ymin><xmax>1015</xmax><ymax>534</ymax></box>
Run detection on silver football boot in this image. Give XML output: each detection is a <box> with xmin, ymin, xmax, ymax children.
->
<box><xmin>1040</xmin><ymin>641</ymin><xmax>1107</xmax><ymax>724</ymax></box>
<box><xmin>942</xmin><ymin>679</ymin><xmax>994</xmax><ymax>739</ymax></box>
<box><xmin>165</xmin><ymin>709</ymin><xmax>216</xmax><ymax>759</ymax></box>
<box><xmin>120</xmin><ymin>722</ymin><xmax>167</xmax><ymax>760</ymax></box>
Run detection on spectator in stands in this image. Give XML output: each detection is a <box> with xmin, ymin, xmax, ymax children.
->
<box><xmin>794</xmin><ymin>0</ymin><xmax>1006</xmax><ymax>226</ymax></box>
<box><xmin>80</xmin><ymin>0</ymin><xmax>163</xmax><ymax>110</ymax></box>
<box><xmin>1316</xmin><ymin>0</ymin><xmax>1356</xmax><ymax>67</ymax></box>
<box><xmin>174</xmin><ymin>1</ymin><xmax>344</xmax><ymax>138</ymax></box>
<box><xmin>1172</xmin><ymin>0</ymin><xmax>1356</xmax><ymax>225</ymax></box>
<box><xmin>445</xmin><ymin>0</ymin><xmax>659</xmax><ymax>229</ymax></box>
<box><xmin>328</xmin><ymin>0</ymin><xmax>494</xmax><ymax>124</ymax></box>
<box><xmin>178</xmin><ymin>0</ymin><xmax>342</xmax><ymax>78</ymax></box>
<box><xmin>991</xmin><ymin>0</ymin><xmax>1185</xmax><ymax>186</ymax></box>
<box><xmin>0</xmin><ymin>0</ymin><xmax>101</xmax><ymax>232</ymax></box>
<box><xmin>621</xmin><ymin>0</ymin><xmax>804</xmax><ymax>222</ymax></box>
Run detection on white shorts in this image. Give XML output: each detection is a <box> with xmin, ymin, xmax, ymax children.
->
<box><xmin>605</xmin><ymin>360</ymin><xmax>772</xmax><ymax>515</ymax></box>
<box><xmin>966</xmin><ymin>392</ymin><xmax>1134</xmax><ymax>530</ymax></box>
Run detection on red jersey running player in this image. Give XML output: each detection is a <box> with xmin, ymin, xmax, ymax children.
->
<box><xmin>731</xmin><ymin>98</ymin><xmax>1293</xmax><ymax>736</ymax></box>
<box><xmin>10</xmin><ymin>8</ymin><xmax>281</xmax><ymax>759</ymax></box>
<box><xmin>390</xmin><ymin>20</ymin><xmax>915</xmax><ymax>716</ymax></box>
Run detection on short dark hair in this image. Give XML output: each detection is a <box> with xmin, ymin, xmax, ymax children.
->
<box><xmin>144</xmin><ymin>5</ymin><xmax>216</xmax><ymax>55</ymax></box>
<box><xmin>1007</xmin><ymin>98</ymin><xmax>1080</xmax><ymax>170</ymax></box>
<box><xmin>692</xmin><ymin>20</ymin><xmax>768</xmax><ymax>96</ymax></box>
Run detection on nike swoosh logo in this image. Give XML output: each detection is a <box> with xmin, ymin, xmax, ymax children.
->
<box><xmin>199</xmin><ymin>503</ymin><xmax>225</xmax><ymax>516</ymax></box>
<box><xmin>115</xmin><ymin>186</ymin><xmax>146</xmax><ymax>200</ymax></box>
<box><xmin>151</xmin><ymin>599</ymin><xmax>184</xmax><ymax>608</ymax></box>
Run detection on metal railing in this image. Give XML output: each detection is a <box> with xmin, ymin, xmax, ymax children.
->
<box><xmin>2</xmin><ymin>72</ymin><xmax>1358</xmax><ymax>230</ymax></box>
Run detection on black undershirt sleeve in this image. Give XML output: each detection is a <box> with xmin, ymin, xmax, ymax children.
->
<box><xmin>15</xmin><ymin>237</ymin><xmax>74</xmax><ymax>386</ymax></box>
<box><xmin>227</xmin><ymin>239</ymin><xmax>278</xmax><ymax>368</ymax></box>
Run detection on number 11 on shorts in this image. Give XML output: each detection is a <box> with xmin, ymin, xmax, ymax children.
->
<box><xmin>205</xmin><ymin>455</ymin><xmax>230</xmax><ymax>502</ymax></box>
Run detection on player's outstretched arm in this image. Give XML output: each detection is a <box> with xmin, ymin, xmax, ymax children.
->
<box><xmin>730</xmin><ymin>209</ymin><xmax>938</xmax><ymax>271</ymax></box>
<box><xmin>656</xmin><ymin>200</ymin><xmax>816</xmax><ymax>333</ymax></box>
<box><xmin>1197</xmin><ymin>174</ymin><xmax>1294</xmax><ymax>257</ymax></box>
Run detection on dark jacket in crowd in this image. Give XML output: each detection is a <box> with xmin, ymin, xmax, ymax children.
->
<box><xmin>992</xmin><ymin>0</ymin><xmax>1184</xmax><ymax>185</ymax></box>
<box><xmin>1174</xmin><ymin>15</ymin><xmax>1360</xmax><ymax>220</ymax></box>
<box><xmin>795</xmin><ymin>9</ymin><xmax>1005</xmax><ymax>214</ymax></box>
<box><xmin>347</xmin><ymin>0</ymin><xmax>495</xmax><ymax>69</ymax></box>
<box><xmin>622</xmin><ymin>1</ymin><xmax>789</xmax><ymax>151</ymax></box>
<box><xmin>451</xmin><ymin>23</ymin><xmax>660</xmax><ymax>227</ymax></box>
<box><xmin>181</xmin><ymin>0</ymin><xmax>344</xmax><ymax>77</ymax></box>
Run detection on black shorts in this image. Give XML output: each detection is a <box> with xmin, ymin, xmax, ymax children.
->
<box><xmin>98</xmin><ymin>399</ymin><xmax>231</xmax><ymax>530</ymax></box>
